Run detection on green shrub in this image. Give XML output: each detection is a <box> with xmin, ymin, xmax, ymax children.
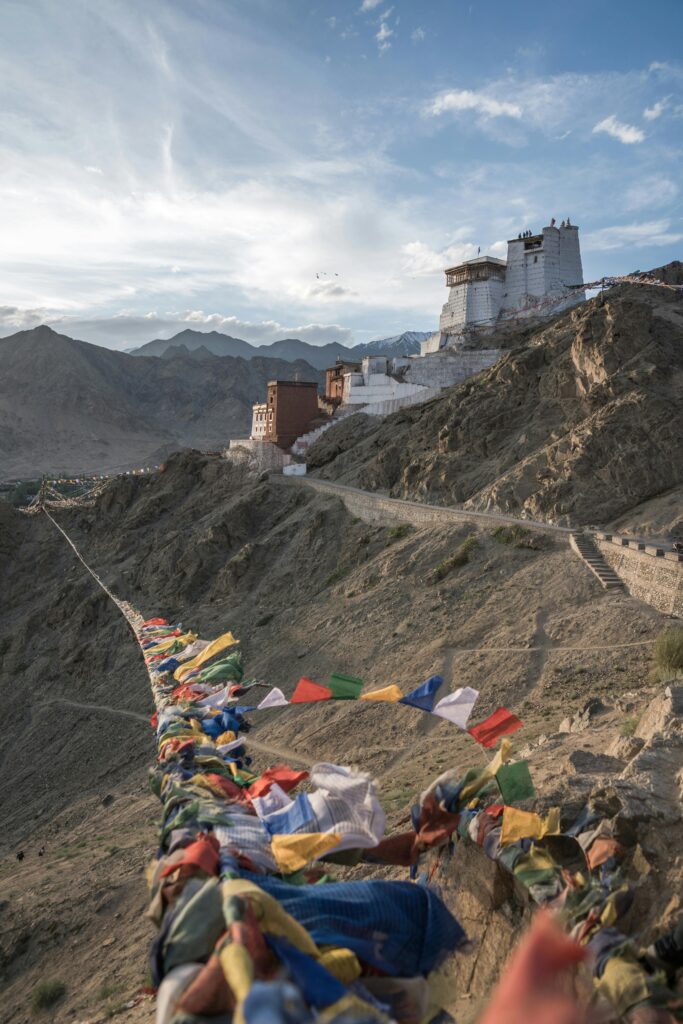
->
<box><xmin>387</xmin><ymin>524</ymin><xmax>413</xmax><ymax>541</ymax></box>
<box><xmin>620</xmin><ymin>716</ymin><xmax>639</xmax><ymax>738</ymax></box>
<box><xmin>32</xmin><ymin>980</ymin><xmax>66</xmax><ymax>1012</ymax></box>
<box><xmin>433</xmin><ymin>535</ymin><xmax>479</xmax><ymax>581</ymax></box>
<box><xmin>324</xmin><ymin>565</ymin><xmax>349</xmax><ymax>587</ymax></box>
<box><xmin>653</xmin><ymin>627</ymin><xmax>683</xmax><ymax>678</ymax></box>
<box><xmin>491</xmin><ymin>524</ymin><xmax>530</xmax><ymax>545</ymax></box>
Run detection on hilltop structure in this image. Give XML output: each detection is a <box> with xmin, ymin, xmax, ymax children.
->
<box><xmin>423</xmin><ymin>220</ymin><xmax>584</xmax><ymax>353</ymax></box>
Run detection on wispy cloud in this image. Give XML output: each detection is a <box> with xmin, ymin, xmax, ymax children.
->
<box><xmin>583</xmin><ymin>219</ymin><xmax>682</xmax><ymax>251</ymax></box>
<box><xmin>376</xmin><ymin>11</ymin><xmax>394</xmax><ymax>54</ymax></box>
<box><xmin>411</xmin><ymin>27</ymin><xmax>425</xmax><ymax>43</ymax></box>
<box><xmin>426</xmin><ymin>89</ymin><xmax>522</xmax><ymax>119</ymax></box>
<box><xmin>643</xmin><ymin>97</ymin><xmax>669</xmax><ymax>120</ymax></box>
<box><xmin>359</xmin><ymin>0</ymin><xmax>383</xmax><ymax>10</ymax></box>
<box><xmin>592</xmin><ymin>115</ymin><xmax>645</xmax><ymax>144</ymax></box>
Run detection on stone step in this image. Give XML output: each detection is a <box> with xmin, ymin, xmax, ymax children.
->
<box><xmin>570</xmin><ymin>533</ymin><xmax>624</xmax><ymax>591</ymax></box>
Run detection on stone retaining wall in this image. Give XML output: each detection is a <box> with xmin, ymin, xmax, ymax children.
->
<box><xmin>596</xmin><ymin>537</ymin><xmax>683</xmax><ymax>617</ymax></box>
<box><xmin>290</xmin><ymin>477</ymin><xmax>571</xmax><ymax>536</ymax></box>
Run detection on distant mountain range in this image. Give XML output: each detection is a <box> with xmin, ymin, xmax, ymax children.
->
<box><xmin>0</xmin><ymin>326</ymin><xmax>323</xmax><ymax>478</ymax></box>
<box><xmin>130</xmin><ymin>330</ymin><xmax>432</xmax><ymax>369</ymax></box>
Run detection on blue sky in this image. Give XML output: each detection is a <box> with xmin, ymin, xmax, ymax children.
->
<box><xmin>1</xmin><ymin>0</ymin><xmax>682</xmax><ymax>349</ymax></box>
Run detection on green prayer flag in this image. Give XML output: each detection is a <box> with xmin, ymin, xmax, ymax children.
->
<box><xmin>496</xmin><ymin>760</ymin><xmax>535</xmax><ymax>803</ymax></box>
<box><xmin>327</xmin><ymin>672</ymin><xmax>363</xmax><ymax>700</ymax></box>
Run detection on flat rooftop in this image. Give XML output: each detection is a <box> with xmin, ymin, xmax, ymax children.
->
<box><xmin>444</xmin><ymin>255</ymin><xmax>507</xmax><ymax>273</ymax></box>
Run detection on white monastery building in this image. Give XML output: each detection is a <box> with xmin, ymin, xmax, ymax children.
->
<box><xmin>426</xmin><ymin>220</ymin><xmax>584</xmax><ymax>352</ymax></box>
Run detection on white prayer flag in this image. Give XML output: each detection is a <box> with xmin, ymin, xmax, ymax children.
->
<box><xmin>432</xmin><ymin>687</ymin><xmax>479</xmax><ymax>729</ymax></box>
<box><xmin>257</xmin><ymin>687</ymin><xmax>289</xmax><ymax>710</ymax></box>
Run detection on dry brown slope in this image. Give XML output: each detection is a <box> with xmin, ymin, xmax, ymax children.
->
<box><xmin>0</xmin><ymin>453</ymin><xmax>675</xmax><ymax>1022</ymax></box>
<box><xmin>309</xmin><ymin>284</ymin><xmax>683</xmax><ymax>528</ymax></box>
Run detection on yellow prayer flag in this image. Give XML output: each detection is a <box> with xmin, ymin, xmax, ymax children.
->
<box><xmin>596</xmin><ymin>957</ymin><xmax>650</xmax><ymax>1016</ymax></box>
<box><xmin>460</xmin><ymin>739</ymin><xmax>512</xmax><ymax>802</ymax></box>
<box><xmin>173</xmin><ymin>632</ymin><xmax>238</xmax><ymax>682</ymax></box>
<box><xmin>500</xmin><ymin>806</ymin><xmax>561</xmax><ymax>846</ymax></box>
<box><xmin>359</xmin><ymin>684</ymin><xmax>403</xmax><ymax>703</ymax></box>
<box><xmin>271</xmin><ymin>832</ymin><xmax>341</xmax><ymax>873</ymax></box>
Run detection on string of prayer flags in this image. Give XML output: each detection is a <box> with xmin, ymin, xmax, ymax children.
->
<box><xmin>398</xmin><ymin>675</ymin><xmax>443</xmax><ymax>712</ymax></box>
<box><xmin>431</xmin><ymin>687</ymin><xmax>479</xmax><ymax>729</ymax></box>
<box><xmin>257</xmin><ymin>687</ymin><xmax>289</xmax><ymax>710</ymax></box>
<box><xmin>270</xmin><ymin>832</ymin><xmax>341</xmax><ymax>873</ymax></box>
<box><xmin>468</xmin><ymin>707</ymin><xmax>523</xmax><ymax>747</ymax></box>
<box><xmin>495</xmin><ymin>760</ymin><xmax>535</xmax><ymax>803</ymax></box>
<box><xmin>290</xmin><ymin>677</ymin><xmax>333</xmax><ymax>703</ymax></box>
<box><xmin>359</xmin><ymin>684</ymin><xmax>403</xmax><ymax>703</ymax></box>
<box><xmin>327</xmin><ymin>672</ymin><xmax>364</xmax><ymax>700</ymax></box>
<box><xmin>500</xmin><ymin>806</ymin><xmax>561</xmax><ymax>846</ymax></box>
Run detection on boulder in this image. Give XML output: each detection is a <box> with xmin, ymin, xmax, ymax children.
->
<box><xmin>635</xmin><ymin>684</ymin><xmax>683</xmax><ymax>743</ymax></box>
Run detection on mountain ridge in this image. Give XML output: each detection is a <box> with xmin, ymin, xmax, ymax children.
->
<box><xmin>130</xmin><ymin>329</ymin><xmax>431</xmax><ymax>367</ymax></box>
<box><xmin>0</xmin><ymin>326</ymin><xmax>323</xmax><ymax>478</ymax></box>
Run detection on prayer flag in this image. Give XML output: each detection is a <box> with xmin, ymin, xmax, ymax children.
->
<box><xmin>468</xmin><ymin>707</ymin><xmax>522</xmax><ymax>747</ymax></box>
<box><xmin>327</xmin><ymin>672</ymin><xmax>363</xmax><ymax>700</ymax></box>
<box><xmin>270</xmin><ymin>832</ymin><xmax>341</xmax><ymax>873</ymax></box>
<box><xmin>359</xmin><ymin>685</ymin><xmax>403</xmax><ymax>703</ymax></box>
<box><xmin>248</xmin><ymin>766</ymin><xmax>309</xmax><ymax>799</ymax></box>
<box><xmin>495</xmin><ymin>760</ymin><xmax>535</xmax><ymax>803</ymax></box>
<box><xmin>173</xmin><ymin>632</ymin><xmax>239</xmax><ymax>682</ymax></box>
<box><xmin>291</xmin><ymin>678</ymin><xmax>333</xmax><ymax>703</ymax></box>
<box><xmin>500</xmin><ymin>806</ymin><xmax>561</xmax><ymax>846</ymax></box>
<box><xmin>399</xmin><ymin>675</ymin><xmax>443</xmax><ymax>712</ymax></box>
<box><xmin>432</xmin><ymin>687</ymin><xmax>479</xmax><ymax>729</ymax></box>
<box><xmin>257</xmin><ymin>687</ymin><xmax>289</xmax><ymax>710</ymax></box>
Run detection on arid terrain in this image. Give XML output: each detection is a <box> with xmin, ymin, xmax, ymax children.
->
<box><xmin>309</xmin><ymin>283</ymin><xmax>683</xmax><ymax>532</ymax></box>
<box><xmin>1</xmin><ymin>450</ymin><xmax>681</xmax><ymax>1023</ymax></box>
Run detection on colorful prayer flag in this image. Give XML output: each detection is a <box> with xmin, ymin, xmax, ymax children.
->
<box><xmin>327</xmin><ymin>672</ymin><xmax>363</xmax><ymax>700</ymax></box>
<box><xmin>257</xmin><ymin>687</ymin><xmax>289</xmax><ymax>710</ymax></box>
<box><xmin>290</xmin><ymin>677</ymin><xmax>333</xmax><ymax>703</ymax></box>
<box><xmin>173</xmin><ymin>631</ymin><xmax>238</xmax><ymax>682</ymax></box>
<box><xmin>398</xmin><ymin>675</ymin><xmax>443</xmax><ymax>712</ymax></box>
<box><xmin>500</xmin><ymin>806</ymin><xmax>560</xmax><ymax>846</ymax></box>
<box><xmin>432</xmin><ymin>687</ymin><xmax>479</xmax><ymax>728</ymax></box>
<box><xmin>270</xmin><ymin>832</ymin><xmax>341</xmax><ymax>873</ymax></box>
<box><xmin>468</xmin><ymin>707</ymin><xmax>522</xmax><ymax>747</ymax></box>
<box><xmin>359</xmin><ymin>685</ymin><xmax>403</xmax><ymax>703</ymax></box>
<box><xmin>495</xmin><ymin>760</ymin><xmax>535</xmax><ymax>803</ymax></box>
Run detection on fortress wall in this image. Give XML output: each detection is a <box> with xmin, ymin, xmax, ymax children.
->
<box><xmin>404</xmin><ymin>349</ymin><xmax>503</xmax><ymax>388</ymax></box>
<box><xmin>596</xmin><ymin>538</ymin><xmax>683</xmax><ymax>617</ymax></box>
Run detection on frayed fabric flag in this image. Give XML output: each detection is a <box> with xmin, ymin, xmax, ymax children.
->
<box><xmin>290</xmin><ymin>678</ymin><xmax>333</xmax><ymax>703</ymax></box>
<box><xmin>257</xmin><ymin>687</ymin><xmax>289</xmax><ymax>710</ymax></box>
<box><xmin>399</xmin><ymin>675</ymin><xmax>443</xmax><ymax>712</ymax></box>
<box><xmin>359</xmin><ymin>684</ymin><xmax>403</xmax><ymax>703</ymax></box>
<box><xmin>495</xmin><ymin>760</ymin><xmax>535</xmax><ymax>803</ymax></box>
<box><xmin>468</xmin><ymin>707</ymin><xmax>522</xmax><ymax>747</ymax></box>
<box><xmin>248</xmin><ymin>767</ymin><xmax>309</xmax><ymax>799</ymax></box>
<box><xmin>432</xmin><ymin>687</ymin><xmax>479</xmax><ymax>729</ymax></box>
<box><xmin>271</xmin><ymin>832</ymin><xmax>341</xmax><ymax>873</ymax></box>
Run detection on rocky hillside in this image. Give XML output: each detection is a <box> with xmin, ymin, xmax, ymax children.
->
<box><xmin>309</xmin><ymin>282</ymin><xmax>683</xmax><ymax>528</ymax></box>
<box><xmin>0</xmin><ymin>326</ymin><xmax>322</xmax><ymax>478</ymax></box>
<box><xmin>1</xmin><ymin>452</ymin><xmax>680</xmax><ymax>1022</ymax></box>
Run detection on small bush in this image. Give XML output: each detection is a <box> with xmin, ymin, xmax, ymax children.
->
<box><xmin>387</xmin><ymin>524</ymin><xmax>413</xmax><ymax>541</ymax></box>
<box><xmin>433</xmin><ymin>535</ymin><xmax>479</xmax><ymax>581</ymax></box>
<box><xmin>324</xmin><ymin>565</ymin><xmax>349</xmax><ymax>587</ymax></box>
<box><xmin>653</xmin><ymin>627</ymin><xmax>683</xmax><ymax>678</ymax></box>
<box><xmin>620</xmin><ymin>716</ymin><xmax>639</xmax><ymax>738</ymax></box>
<box><xmin>32</xmin><ymin>980</ymin><xmax>66</xmax><ymax>1012</ymax></box>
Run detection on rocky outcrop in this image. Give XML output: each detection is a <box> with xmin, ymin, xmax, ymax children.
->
<box><xmin>310</xmin><ymin>279</ymin><xmax>683</xmax><ymax>527</ymax></box>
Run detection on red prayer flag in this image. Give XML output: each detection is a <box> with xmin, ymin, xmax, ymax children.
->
<box><xmin>142</xmin><ymin>618</ymin><xmax>168</xmax><ymax>627</ymax></box>
<box><xmin>150</xmin><ymin>711</ymin><xmax>158</xmax><ymax>730</ymax></box>
<box><xmin>290</xmin><ymin>677</ymin><xmax>333</xmax><ymax>703</ymax></box>
<box><xmin>468</xmin><ymin>707</ymin><xmax>522</xmax><ymax>747</ymax></box>
<box><xmin>248</xmin><ymin>765</ymin><xmax>309</xmax><ymax>799</ymax></box>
